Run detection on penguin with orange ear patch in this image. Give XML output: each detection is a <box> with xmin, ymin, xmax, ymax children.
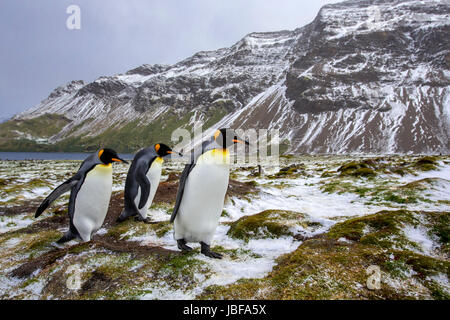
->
<box><xmin>118</xmin><ymin>143</ymin><xmax>182</xmax><ymax>223</ymax></box>
<box><xmin>35</xmin><ymin>148</ymin><xmax>127</xmax><ymax>243</ymax></box>
<box><xmin>170</xmin><ymin>129</ymin><xmax>249</xmax><ymax>258</ymax></box>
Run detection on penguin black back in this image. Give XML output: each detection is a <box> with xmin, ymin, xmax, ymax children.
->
<box><xmin>35</xmin><ymin>148</ymin><xmax>127</xmax><ymax>243</ymax></box>
<box><xmin>118</xmin><ymin>143</ymin><xmax>176</xmax><ymax>223</ymax></box>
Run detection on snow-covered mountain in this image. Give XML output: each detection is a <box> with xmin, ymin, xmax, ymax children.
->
<box><xmin>2</xmin><ymin>0</ymin><xmax>449</xmax><ymax>153</ymax></box>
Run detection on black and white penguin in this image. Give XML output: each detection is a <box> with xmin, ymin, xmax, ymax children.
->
<box><xmin>35</xmin><ymin>148</ymin><xmax>128</xmax><ymax>243</ymax></box>
<box><xmin>117</xmin><ymin>143</ymin><xmax>181</xmax><ymax>223</ymax></box>
<box><xmin>170</xmin><ymin>128</ymin><xmax>249</xmax><ymax>258</ymax></box>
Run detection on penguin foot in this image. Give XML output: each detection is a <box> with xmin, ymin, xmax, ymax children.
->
<box><xmin>177</xmin><ymin>239</ymin><xmax>193</xmax><ymax>252</ymax></box>
<box><xmin>134</xmin><ymin>216</ymin><xmax>156</xmax><ymax>224</ymax></box>
<box><xmin>200</xmin><ymin>242</ymin><xmax>223</xmax><ymax>259</ymax></box>
<box><xmin>57</xmin><ymin>231</ymin><xmax>77</xmax><ymax>244</ymax></box>
<box><xmin>143</xmin><ymin>218</ymin><xmax>157</xmax><ymax>224</ymax></box>
<box><xmin>116</xmin><ymin>214</ymin><xmax>128</xmax><ymax>223</ymax></box>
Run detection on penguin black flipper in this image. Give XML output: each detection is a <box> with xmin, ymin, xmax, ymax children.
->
<box><xmin>135</xmin><ymin>160</ymin><xmax>153</xmax><ymax>210</ymax></box>
<box><xmin>170</xmin><ymin>140</ymin><xmax>210</xmax><ymax>223</ymax></box>
<box><xmin>35</xmin><ymin>157</ymin><xmax>96</xmax><ymax>219</ymax></box>
<box><xmin>35</xmin><ymin>177</ymin><xmax>79</xmax><ymax>218</ymax></box>
<box><xmin>170</xmin><ymin>162</ymin><xmax>195</xmax><ymax>223</ymax></box>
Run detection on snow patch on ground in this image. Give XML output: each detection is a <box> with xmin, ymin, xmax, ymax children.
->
<box><xmin>0</xmin><ymin>214</ymin><xmax>34</xmax><ymax>234</ymax></box>
<box><xmin>403</xmin><ymin>224</ymin><xmax>438</xmax><ymax>257</ymax></box>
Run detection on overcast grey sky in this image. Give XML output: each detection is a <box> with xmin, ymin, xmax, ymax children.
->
<box><xmin>0</xmin><ymin>0</ymin><xmax>340</xmax><ymax>119</ymax></box>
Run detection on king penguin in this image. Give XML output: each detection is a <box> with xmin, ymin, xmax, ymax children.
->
<box><xmin>117</xmin><ymin>143</ymin><xmax>182</xmax><ymax>223</ymax></box>
<box><xmin>170</xmin><ymin>128</ymin><xmax>249</xmax><ymax>258</ymax></box>
<box><xmin>35</xmin><ymin>148</ymin><xmax>128</xmax><ymax>243</ymax></box>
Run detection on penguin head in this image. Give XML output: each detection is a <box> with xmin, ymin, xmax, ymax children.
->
<box><xmin>98</xmin><ymin>148</ymin><xmax>128</xmax><ymax>165</ymax></box>
<box><xmin>213</xmin><ymin>128</ymin><xmax>250</xmax><ymax>149</ymax></box>
<box><xmin>154</xmin><ymin>143</ymin><xmax>182</xmax><ymax>159</ymax></box>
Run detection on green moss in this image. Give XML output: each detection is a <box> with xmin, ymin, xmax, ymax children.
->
<box><xmin>267</xmin><ymin>164</ymin><xmax>305</xmax><ymax>179</ymax></box>
<box><xmin>201</xmin><ymin>210</ymin><xmax>450</xmax><ymax>300</ymax></box>
<box><xmin>106</xmin><ymin>220</ymin><xmax>150</xmax><ymax>240</ymax></box>
<box><xmin>413</xmin><ymin>156</ymin><xmax>439</xmax><ymax>171</ymax></box>
<box><xmin>328</xmin><ymin>210</ymin><xmax>419</xmax><ymax>250</ymax></box>
<box><xmin>320</xmin><ymin>171</ymin><xmax>336</xmax><ymax>178</ymax></box>
<box><xmin>68</xmin><ymin>242</ymin><xmax>91</xmax><ymax>254</ymax></box>
<box><xmin>383</xmin><ymin>258</ymin><xmax>410</xmax><ymax>278</ymax></box>
<box><xmin>27</xmin><ymin>233</ymin><xmax>60</xmax><ymax>251</ymax></box>
<box><xmin>427</xmin><ymin>281</ymin><xmax>450</xmax><ymax>300</ymax></box>
<box><xmin>354</xmin><ymin>187</ymin><xmax>371</xmax><ymax>197</ymax></box>
<box><xmin>338</xmin><ymin>162</ymin><xmax>376</xmax><ymax>177</ymax></box>
<box><xmin>320</xmin><ymin>174</ymin><xmax>437</xmax><ymax>206</ymax></box>
<box><xmin>162</xmin><ymin>251</ymin><xmax>209</xmax><ymax>283</ymax></box>
<box><xmin>382</xmin><ymin>192</ymin><xmax>416</xmax><ymax>204</ymax></box>
<box><xmin>27</xmin><ymin>178</ymin><xmax>50</xmax><ymax>188</ymax></box>
<box><xmin>339</xmin><ymin>161</ymin><xmax>365</xmax><ymax>172</ymax></box>
<box><xmin>353</xmin><ymin>167</ymin><xmax>376</xmax><ymax>177</ymax></box>
<box><xmin>431</xmin><ymin>213</ymin><xmax>449</xmax><ymax>244</ymax></box>
<box><xmin>149</xmin><ymin>221</ymin><xmax>172</xmax><ymax>238</ymax></box>
<box><xmin>20</xmin><ymin>277</ymin><xmax>40</xmax><ymax>289</ymax></box>
<box><xmin>227</xmin><ymin>210</ymin><xmax>305</xmax><ymax>242</ymax></box>
<box><xmin>320</xmin><ymin>180</ymin><xmax>355</xmax><ymax>194</ymax></box>
<box><xmin>200</xmin><ymin>237</ymin><xmax>383</xmax><ymax>300</ymax></box>
<box><xmin>245</xmin><ymin>180</ymin><xmax>258</xmax><ymax>187</ymax></box>
<box><xmin>391</xmin><ymin>250</ymin><xmax>450</xmax><ymax>293</ymax></box>
<box><xmin>0</xmin><ymin>178</ymin><xmax>11</xmax><ymax>187</ymax></box>
<box><xmin>221</xmin><ymin>209</ymin><xmax>229</xmax><ymax>218</ymax></box>
<box><xmin>328</xmin><ymin>210</ymin><xmax>450</xmax><ymax>259</ymax></box>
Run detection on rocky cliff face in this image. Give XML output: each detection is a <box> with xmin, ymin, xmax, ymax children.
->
<box><xmin>2</xmin><ymin>0</ymin><xmax>449</xmax><ymax>154</ymax></box>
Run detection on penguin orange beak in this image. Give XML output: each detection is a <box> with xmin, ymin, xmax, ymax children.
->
<box><xmin>232</xmin><ymin>139</ymin><xmax>250</xmax><ymax>145</ymax></box>
<box><xmin>163</xmin><ymin>150</ymin><xmax>183</xmax><ymax>159</ymax></box>
<box><xmin>112</xmin><ymin>157</ymin><xmax>128</xmax><ymax>164</ymax></box>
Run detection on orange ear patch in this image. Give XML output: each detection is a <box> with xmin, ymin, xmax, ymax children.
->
<box><xmin>214</xmin><ymin>130</ymin><xmax>221</xmax><ymax>140</ymax></box>
<box><xmin>98</xmin><ymin>149</ymin><xmax>104</xmax><ymax>158</ymax></box>
<box><xmin>155</xmin><ymin>144</ymin><xmax>160</xmax><ymax>152</ymax></box>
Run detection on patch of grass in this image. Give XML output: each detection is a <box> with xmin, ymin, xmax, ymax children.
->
<box><xmin>383</xmin><ymin>258</ymin><xmax>410</xmax><ymax>279</ymax></box>
<box><xmin>338</xmin><ymin>162</ymin><xmax>376</xmax><ymax>177</ymax></box>
<box><xmin>320</xmin><ymin>171</ymin><xmax>336</xmax><ymax>178</ymax></box>
<box><xmin>328</xmin><ymin>210</ymin><xmax>420</xmax><ymax>250</ymax></box>
<box><xmin>106</xmin><ymin>220</ymin><xmax>150</xmax><ymax>240</ymax></box>
<box><xmin>320</xmin><ymin>180</ymin><xmax>355</xmax><ymax>194</ymax></box>
<box><xmin>227</xmin><ymin>210</ymin><xmax>306</xmax><ymax>242</ymax></box>
<box><xmin>320</xmin><ymin>174</ymin><xmax>438</xmax><ymax>206</ymax></box>
<box><xmin>201</xmin><ymin>210</ymin><xmax>450</xmax><ymax>300</ymax></box>
<box><xmin>382</xmin><ymin>192</ymin><xmax>416</xmax><ymax>204</ymax></box>
<box><xmin>267</xmin><ymin>164</ymin><xmax>305</xmax><ymax>179</ymax></box>
<box><xmin>414</xmin><ymin>156</ymin><xmax>438</xmax><ymax>171</ymax></box>
<box><xmin>426</xmin><ymin>280</ymin><xmax>450</xmax><ymax>300</ymax></box>
<box><xmin>149</xmin><ymin>221</ymin><xmax>172</xmax><ymax>238</ymax></box>
<box><xmin>431</xmin><ymin>213</ymin><xmax>449</xmax><ymax>244</ymax></box>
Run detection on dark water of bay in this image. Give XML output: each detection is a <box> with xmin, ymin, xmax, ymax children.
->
<box><xmin>0</xmin><ymin>152</ymin><xmax>134</xmax><ymax>161</ymax></box>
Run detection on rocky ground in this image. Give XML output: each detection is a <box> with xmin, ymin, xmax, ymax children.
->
<box><xmin>0</xmin><ymin>155</ymin><xmax>448</xmax><ymax>299</ymax></box>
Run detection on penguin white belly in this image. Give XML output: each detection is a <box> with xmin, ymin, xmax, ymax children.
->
<box><xmin>174</xmin><ymin>150</ymin><xmax>230</xmax><ymax>244</ymax></box>
<box><xmin>73</xmin><ymin>164</ymin><xmax>112</xmax><ymax>241</ymax></box>
<box><xmin>134</xmin><ymin>157</ymin><xmax>163</xmax><ymax>218</ymax></box>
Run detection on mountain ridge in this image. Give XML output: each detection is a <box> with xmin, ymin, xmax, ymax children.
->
<box><xmin>1</xmin><ymin>0</ymin><xmax>449</xmax><ymax>154</ymax></box>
